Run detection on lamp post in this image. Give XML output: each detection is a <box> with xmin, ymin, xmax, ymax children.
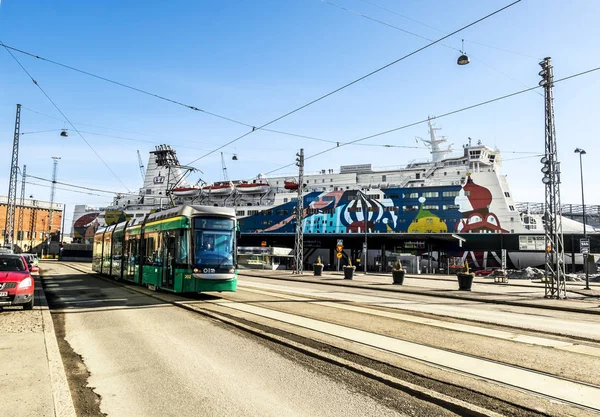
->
<box><xmin>574</xmin><ymin>148</ymin><xmax>590</xmax><ymax>290</ymax></box>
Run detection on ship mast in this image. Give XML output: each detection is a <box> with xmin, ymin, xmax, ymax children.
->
<box><xmin>418</xmin><ymin>117</ymin><xmax>452</xmax><ymax>162</ymax></box>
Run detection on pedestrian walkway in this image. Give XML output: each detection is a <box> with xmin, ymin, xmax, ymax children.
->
<box><xmin>238</xmin><ymin>269</ymin><xmax>600</xmax><ymax>315</ymax></box>
<box><xmin>0</xmin><ymin>272</ymin><xmax>76</xmax><ymax>417</ymax></box>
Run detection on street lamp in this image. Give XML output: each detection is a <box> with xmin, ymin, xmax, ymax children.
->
<box><xmin>457</xmin><ymin>39</ymin><xmax>470</xmax><ymax>66</ymax></box>
<box><xmin>574</xmin><ymin>147</ymin><xmax>590</xmax><ymax>290</ymax></box>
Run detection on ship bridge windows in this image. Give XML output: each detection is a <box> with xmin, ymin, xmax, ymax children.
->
<box><xmin>236</xmin><ymin>210</ymin><xmax>245</xmax><ymax>216</ymax></box>
<box><xmin>469</xmin><ymin>150</ymin><xmax>481</xmax><ymax>159</ymax></box>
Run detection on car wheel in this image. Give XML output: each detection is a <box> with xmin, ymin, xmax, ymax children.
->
<box><xmin>23</xmin><ymin>297</ymin><xmax>34</xmax><ymax>310</ymax></box>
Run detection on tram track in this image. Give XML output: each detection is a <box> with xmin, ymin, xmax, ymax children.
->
<box><xmin>58</xmin><ymin>262</ymin><xmax>600</xmax><ymax>416</ymax></box>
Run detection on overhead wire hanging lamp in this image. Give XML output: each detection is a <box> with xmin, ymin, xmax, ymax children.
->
<box><xmin>457</xmin><ymin>39</ymin><xmax>470</xmax><ymax>65</ymax></box>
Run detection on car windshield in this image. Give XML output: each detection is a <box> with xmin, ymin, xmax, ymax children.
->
<box><xmin>0</xmin><ymin>257</ymin><xmax>26</xmax><ymax>271</ymax></box>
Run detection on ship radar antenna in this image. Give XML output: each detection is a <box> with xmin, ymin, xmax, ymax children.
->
<box><xmin>417</xmin><ymin>117</ymin><xmax>452</xmax><ymax>162</ymax></box>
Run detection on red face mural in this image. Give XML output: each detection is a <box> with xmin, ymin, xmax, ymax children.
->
<box><xmin>454</xmin><ymin>174</ymin><xmax>507</xmax><ymax>233</ymax></box>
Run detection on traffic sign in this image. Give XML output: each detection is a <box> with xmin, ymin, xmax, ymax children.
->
<box><xmin>580</xmin><ymin>238</ymin><xmax>590</xmax><ymax>255</ymax></box>
<box><xmin>336</xmin><ymin>245</ymin><xmax>343</xmax><ymax>252</ymax></box>
<box><xmin>336</xmin><ymin>252</ymin><xmax>343</xmax><ymax>259</ymax></box>
<box><xmin>337</xmin><ymin>239</ymin><xmax>343</xmax><ymax>246</ymax></box>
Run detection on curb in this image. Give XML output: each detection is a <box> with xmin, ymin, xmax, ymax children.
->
<box><xmin>239</xmin><ymin>272</ymin><xmax>600</xmax><ymax>316</ymax></box>
<box><xmin>35</xmin><ymin>274</ymin><xmax>77</xmax><ymax>417</ymax></box>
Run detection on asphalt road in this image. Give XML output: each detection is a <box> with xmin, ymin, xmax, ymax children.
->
<box><xmin>41</xmin><ymin>263</ymin><xmax>457</xmax><ymax>417</ymax></box>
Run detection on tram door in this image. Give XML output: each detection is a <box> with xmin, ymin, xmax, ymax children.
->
<box><xmin>162</xmin><ymin>232</ymin><xmax>176</xmax><ymax>289</ymax></box>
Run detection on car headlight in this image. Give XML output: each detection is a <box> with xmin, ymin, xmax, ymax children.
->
<box><xmin>17</xmin><ymin>277</ymin><xmax>33</xmax><ymax>289</ymax></box>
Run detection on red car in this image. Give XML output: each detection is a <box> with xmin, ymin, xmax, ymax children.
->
<box><xmin>0</xmin><ymin>254</ymin><xmax>34</xmax><ymax>310</ymax></box>
<box><xmin>474</xmin><ymin>268</ymin><xmax>494</xmax><ymax>277</ymax></box>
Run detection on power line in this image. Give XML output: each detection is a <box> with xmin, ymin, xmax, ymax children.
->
<box><xmin>26</xmin><ymin>174</ymin><xmax>137</xmax><ymax>195</ymax></box>
<box><xmin>25</xmin><ymin>181</ymin><xmax>108</xmax><ymax>197</ymax></box>
<box><xmin>356</xmin><ymin>0</ymin><xmax>540</xmax><ymax>60</ymax></box>
<box><xmin>1</xmin><ymin>41</ymin><xmax>132</xmax><ymax>192</ymax></box>
<box><xmin>322</xmin><ymin>0</ymin><xmax>541</xmax><ymax>96</ymax></box>
<box><xmin>2</xmin><ymin>44</ymin><xmax>369</xmax><ymax>146</ymax></box>
<box><xmin>185</xmin><ymin>0</ymin><xmax>522</xmax><ymax>166</ymax></box>
<box><xmin>263</xmin><ymin>65</ymin><xmax>600</xmax><ymax>176</ymax></box>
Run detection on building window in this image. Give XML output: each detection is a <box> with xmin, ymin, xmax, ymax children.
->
<box><xmin>423</xmin><ymin>205</ymin><xmax>439</xmax><ymax>210</ymax></box>
<box><xmin>236</xmin><ymin>211</ymin><xmax>245</xmax><ymax>216</ymax></box>
<box><xmin>443</xmin><ymin>204</ymin><xmax>459</xmax><ymax>210</ymax></box>
<box><xmin>422</xmin><ymin>192</ymin><xmax>439</xmax><ymax>198</ymax></box>
<box><xmin>146</xmin><ymin>189</ymin><xmax>152</xmax><ymax>194</ymax></box>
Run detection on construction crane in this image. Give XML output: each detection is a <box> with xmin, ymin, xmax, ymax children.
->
<box><xmin>221</xmin><ymin>152</ymin><xmax>229</xmax><ymax>181</ymax></box>
<box><xmin>137</xmin><ymin>150</ymin><xmax>145</xmax><ymax>181</ymax></box>
<box><xmin>48</xmin><ymin>157</ymin><xmax>61</xmax><ymax>240</ymax></box>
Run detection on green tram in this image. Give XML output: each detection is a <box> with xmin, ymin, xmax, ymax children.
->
<box><xmin>92</xmin><ymin>205</ymin><xmax>238</xmax><ymax>293</ymax></box>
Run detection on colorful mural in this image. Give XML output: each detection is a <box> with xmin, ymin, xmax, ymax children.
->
<box><xmin>241</xmin><ymin>175</ymin><xmax>508</xmax><ymax>236</ymax></box>
<box><xmin>72</xmin><ymin>212</ymin><xmax>100</xmax><ymax>240</ymax></box>
<box><xmin>454</xmin><ymin>174</ymin><xmax>507</xmax><ymax>234</ymax></box>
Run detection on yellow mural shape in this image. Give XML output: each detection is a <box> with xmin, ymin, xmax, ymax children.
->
<box><xmin>407</xmin><ymin>205</ymin><xmax>448</xmax><ymax>233</ymax></box>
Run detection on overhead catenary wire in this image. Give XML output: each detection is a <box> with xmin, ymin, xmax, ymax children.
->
<box><xmin>321</xmin><ymin>0</ymin><xmax>542</xmax><ymax>96</ymax></box>
<box><xmin>26</xmin><ymin>174</ymin><xmax>138</xmax><ymax>196</ymax></box>
<box><xmin>356</xmin><ymin>0</ymin><xmax>540</xmax><ymax>60</ymax></box>
<box><xmin>185</xmin><ymin>0</ymin><xmax>522</xmax><ymax>166</ymax></box>
<box><xmin>1</xmin><ymin>41</ymin><xmax>132</xmax><ymax>192</ymax></box>
<box><xmin>262</xmin><ymin>65</ymin><xmax>600</xmax><ymax>176</ymax></box>
<box><xmin>2</xmin><ymin>44</ymin><xmax>377</xmax><ymax>146</ymax></box>
<box><xmin>25</xmin><ymin>181</ymin><xmax>108</xmax><ymax>197</ymax></box>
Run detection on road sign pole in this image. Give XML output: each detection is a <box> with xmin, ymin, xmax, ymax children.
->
<box><xmin>580</xmin><ymin>238</ymin><xmax>591</xmax><ymax>290</ymax></box>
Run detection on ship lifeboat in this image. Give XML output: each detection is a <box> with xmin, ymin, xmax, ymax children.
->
<box><xmin>284</xmin><ymin>178</ymin><xmax>298</xmax><ymax>190</ymax></box>
<box><xmin>202</xmin><ymin>181</ymin><xmax>234</xmax><ymax>196</ymax></box>
<box><xmin>171</xmin><ymin>186</ymin><xmax>201</xmax><ymax>197</ymax></box>
<box><xmin>236</xmin><ymin>175</ymin><xmax>270</xmax><ymax>194</ymax></box>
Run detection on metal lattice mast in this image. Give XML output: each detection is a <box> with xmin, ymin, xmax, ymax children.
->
<box><xmin>48</xmin><ymin>157</ymin><xmax>61</xmax><ymax>238</ymax></box>
<box><xmin>539</xmin><ymin>57</ymin><xmax>566</xmax><ymax>299</ymax></box>
<box><xmin>29</xmin><ymin>200</ymin><xmax>37</xmax><ymax>250</ymax></box>
<box><xmin>4</xmin><ymin>104</ymin><xmax>21</xmax><ymax>249</ymax></box>
<box><xmin>293</xmin><ymin>149</ymin><xmax>304</xmax><ymax>274</ymax></box>
<box><xmin>17</xmin><ymin>165</ymin><xmax>26</xmax><ymax>250</ymax></box>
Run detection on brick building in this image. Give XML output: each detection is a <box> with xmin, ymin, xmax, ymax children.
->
<box><xmin>0</xmin><ymin>196</ymin><xmax>63</xmax><ymax>252</ymax></box>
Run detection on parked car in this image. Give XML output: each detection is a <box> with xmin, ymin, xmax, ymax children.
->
<box><xmin>21</xmin><ymin>253</ymin><xmax>39</xmax><ymax>273</ymax></box>
<box><xmin>0</xmin><ymin>254</ymin><xmax>34</xmax><ymax>310</ymax></box>
<box><xmin>474</xmin><ymin>268</ymin><xmax>495</xmax><ymax>277</ymax></box>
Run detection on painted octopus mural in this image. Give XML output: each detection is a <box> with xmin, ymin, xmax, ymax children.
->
<box><xmin>454</xmin><ymin>174</ymin><xmax>507</xmax><ymax>233</ymax></box>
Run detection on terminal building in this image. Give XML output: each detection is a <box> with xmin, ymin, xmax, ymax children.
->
<box><xmin>0</xmin><ymin>196</ymin><xmax>63</xmax><ymax>252</ymax></box>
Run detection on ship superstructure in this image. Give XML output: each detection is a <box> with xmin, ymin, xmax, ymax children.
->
<box><xmin>72</xmin><ymin>120</ymin><xmax>596</xmax><ymax>268</ymax></box>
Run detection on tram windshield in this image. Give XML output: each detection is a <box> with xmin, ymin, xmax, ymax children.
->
<box><xmin>193</xmin><ymin>217</ymin><xmax>235</xmax><ymax>269</ymax></box>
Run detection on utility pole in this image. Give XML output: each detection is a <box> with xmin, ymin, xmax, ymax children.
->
<box><xmin>48</xmin><ymin>156</ymin><xmax>61</xmax><ymax>245</ymax></box>
<box><xmin>4</xmin><ymin>104</ymin><xmax>21</xmax><ymax>249</ymax></box>
<box><xmin>17</xmin><ymin>165</ymin><xmax>26</xmax><ymax>251</ymax></box>
<box><xmin>539</xmin><ymin>57</ymin><xmax>566</xmax><ymax>299</ymax></box>
<box><xmin>293</xmin><ymin>149</ymin><xmax>304</xmax><ymax>274</ymax></box>
<box><xmin>360</xmin><ymin>192</ymin><xmax>368</xmax><ymax>274</ymax></box>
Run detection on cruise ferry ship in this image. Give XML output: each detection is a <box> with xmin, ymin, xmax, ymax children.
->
<box><xmin>71</xmin><ymin>121</ymin><xmax>597</xmax><ymax>270</ymax></box>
